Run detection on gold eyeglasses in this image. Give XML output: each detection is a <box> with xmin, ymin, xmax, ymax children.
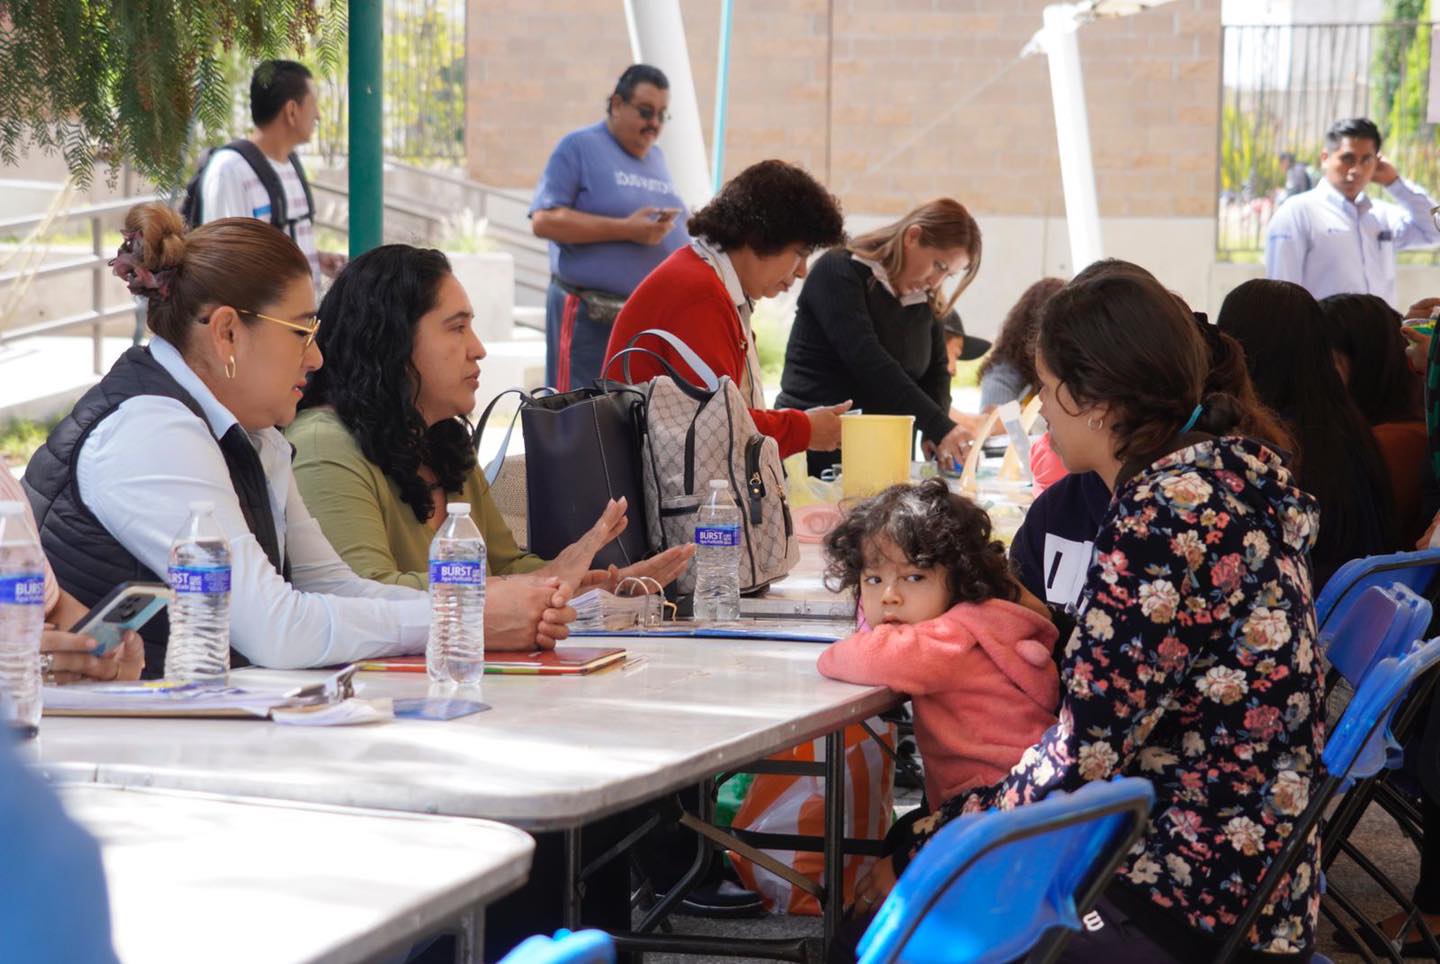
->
<box><xmin>237</xmin><ymin>309</ymin><xmax>321</xmax><ymax>349</ymax></box>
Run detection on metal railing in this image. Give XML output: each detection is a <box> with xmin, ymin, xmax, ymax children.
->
<box><xmin>0</xmin><ymin>164</ymin><xmax>548</xmax><ymax>382</ymax></box>
<box><xmin>307</xmin><ymin>160</ymin><xmax>551</xmax><ymax>308</ymax></box>
<box><xmin>1219</xmin><ymin>20</ymin><xmax>1440</xmax><ymax>260</ymax></box>
<box><xmin>0</xmin><ymin>195</ymin><xmax>157</xmax><ymax>374</ymax></box>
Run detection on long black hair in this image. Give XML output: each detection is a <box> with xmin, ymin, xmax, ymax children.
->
<box><xmin>1320</xmin><ymin>293</ymin><xmax>1423</xmax><ymax>425</ymax></box>
<box><xmin>300</xmin><ymin>244</ymin><xmax>474</xmax><ymax>524</ymax></box>
<box><xmin>1217</xmin><ymin>279</ymin><xmax>1396</xmax><ymax>567</ymax></box>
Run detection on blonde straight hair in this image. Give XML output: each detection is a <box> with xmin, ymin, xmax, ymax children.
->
<box><xmin>846</xmin><ymin>198</ymin><xmax>982</xmax><ymax>319</ymax></box>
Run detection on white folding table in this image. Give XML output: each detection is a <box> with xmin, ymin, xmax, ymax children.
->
<box><xmin>59</xmin><ymin>783</ymin><xmax>534</xmax><ymax>964</ymax></box>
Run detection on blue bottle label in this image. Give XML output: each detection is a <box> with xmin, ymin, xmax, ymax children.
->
<box><xmin>695</xmin><ymin>524</ymin><xmax>741</xmax><ymax>548</ymax></box>
<box><xmin>0</xmin><ymin>574</ymin><xmax>46</xmax><ymax>606</ymax></box>
<box><xmin>430</xmin><ymin>560</ymin><xmax>485</xmax><ymax>586</ymax></box>
<box><xmin>169</xmin><ymin>566</ymin><xmax>232</xmax><ymax>594</ymax></box>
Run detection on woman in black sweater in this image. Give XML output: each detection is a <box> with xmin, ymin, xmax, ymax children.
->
<box><xmin>776</xmin><ymin>199</ymin><xmax>985</xmax><ymax>477</ymax></box>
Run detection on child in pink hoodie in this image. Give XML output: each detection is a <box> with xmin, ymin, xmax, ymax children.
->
<box><xmin>818</xmin><ymin>478</ymin><xmax>1059</xmax><ymax>806</ymax></box>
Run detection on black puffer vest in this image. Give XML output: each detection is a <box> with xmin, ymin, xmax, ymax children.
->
<box><xmin>23</xmin><ymin>347</ymin><xmax>288</xmax><ymax>677</ymax></box>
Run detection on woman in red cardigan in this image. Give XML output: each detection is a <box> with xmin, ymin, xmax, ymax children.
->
<box><xmin>603</xmin><ymin>159</ymin><xmax>851</xmax><ymax>458</ymax></box>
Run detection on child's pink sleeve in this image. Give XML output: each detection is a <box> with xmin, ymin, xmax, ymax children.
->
<box><xmin>817</xmin><ymin>620</ymin><xmax>973</xmax><ymax>696</ymax></box>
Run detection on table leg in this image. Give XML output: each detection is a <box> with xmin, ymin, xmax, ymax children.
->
<box><xmin>564</xmin><ymin>826</ymin><xmax>583</xmax><ymax>930</ymax></box>
<box><xmin>823</xmin><ymin>728</ymin><xmax>846</xmax><ymax>949</ymax></box>
<box><xmin>454</xmin><ymin>906</ymin><xmax>484</xmax><ymax>964</ymax></box>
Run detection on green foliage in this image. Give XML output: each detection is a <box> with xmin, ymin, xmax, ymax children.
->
<box><xmin>1373</xmin><ymin>0</ymin><xmax>1427</xmax><ymax>121</ymax></box>
<box><xmin>0</xmin><ymin>415</ymin><xmax>60</xmax><ymax>468</ymax></box>
<box><xmin>0</xmin><ymin>0</ymin><xmax>343</xmax><ymax>189</ymax></box>
<box><xmin>1220</xmin><ymin>103</ymin><xmax>1284</xmax><ymax>196</ymax></box>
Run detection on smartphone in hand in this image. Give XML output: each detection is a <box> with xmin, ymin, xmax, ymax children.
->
<box><xmin>653</xmin><ymin>207</ymin><xmax>681</xmax><ymax>223</ymax></box>
<box><xmin>70</xmin><ymin>582</ymin><xmax>170</xmax><ymax>656</ymax></box>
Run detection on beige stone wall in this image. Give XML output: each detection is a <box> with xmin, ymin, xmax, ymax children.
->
<box><xmin>464</xmin><ymin>0</ymin><xmax>1221</xmax><ymax>220</ymax></box>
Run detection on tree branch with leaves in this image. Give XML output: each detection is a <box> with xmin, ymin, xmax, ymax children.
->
<box><xmin>0</xmin><ymin>0</ymin><xmax>345</xmax><ymax>189</ymax></box>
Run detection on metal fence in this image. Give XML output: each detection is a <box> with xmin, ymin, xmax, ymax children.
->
<box><xmin>1219</xmin><ymin>20</ymin><xmax>1440</xmax><ymax>259</ymax></box>
<box><xmin>310</xmin><ymin>0</ymin><xmax>467</xmax><ymax>165</ymax></box>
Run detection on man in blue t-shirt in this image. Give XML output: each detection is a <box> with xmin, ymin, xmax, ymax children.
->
<box><xmin>530</xmin><ymin>64</ymin><xmax>691</xmax><ymax>390</ymax></box>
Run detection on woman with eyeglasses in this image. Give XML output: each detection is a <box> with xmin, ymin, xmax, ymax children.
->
<box><xmin>603</xmin><ymin>159</ymin><xmax>851</xmax><ymax>459</ymax></box>
<box><xmin>23</xmin><ymin>203</ymin><xmax>575</xmax><ymax>676</ymax></box>
<box><xmin>776</xmin><ymin>199</ymin><xmax>986</xmax><ymax>477</ymax></box>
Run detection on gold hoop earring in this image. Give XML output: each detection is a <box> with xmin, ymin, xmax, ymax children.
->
<box><xmin>225</xmin><ymin>356</ymin><xmax>237</xmax><ymax>380</ymax></box>
<box><xmin>1086</xmin><ymin>415</ymin><xmax>1104</xmax><ymax>432</ymax></box>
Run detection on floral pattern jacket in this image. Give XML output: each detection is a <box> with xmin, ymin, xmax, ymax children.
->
<box><xmin>901</xmin><ymin>437</ymin><xmax>1325</xmax><ymax>956</ymax></box>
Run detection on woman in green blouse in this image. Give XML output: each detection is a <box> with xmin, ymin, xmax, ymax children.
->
<box><xmin>287</xmin><ymin>244</ymin><xmax>692</xmax><ymax>596</ymax></box>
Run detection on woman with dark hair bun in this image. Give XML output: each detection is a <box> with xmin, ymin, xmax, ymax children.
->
<box><xmin>1218</xmin><ymin>279</ymin><xmax>1396</xmax><ymax>586</ymax></box>
<box><xmin>288</xmin><ymin>244</ymin><xmax>693</xmax><ymax>601</ymax></box>
<box><xmin>847</xmin><ymin>263</ymin><xmax>1324</xmax><ymax>963</ymax></box>
<box><xmin>603</xmin><ymin>159</ymin><xmax>851</xmax><ymax>458</ymax></box>
<box><xmin>1320</xmin><ymin>292</ymin><xmax>1427</xmax><ymax>545</ymax></box>
<box><xmin>23</xmin><ymin>203</ymin><xmax>495</xmax><ymax>673</ymax></box>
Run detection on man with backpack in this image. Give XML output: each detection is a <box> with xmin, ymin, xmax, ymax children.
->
<box><xmin>182</xmin><ymin>60</ymin><xmax>343</xmax><ymax>286</ymax></box>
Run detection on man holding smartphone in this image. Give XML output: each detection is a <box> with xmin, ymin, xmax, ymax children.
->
<box><xmin>530</xmin><ymin>64</ymin><xmax>691</xmax><ymax>390</ymax></box>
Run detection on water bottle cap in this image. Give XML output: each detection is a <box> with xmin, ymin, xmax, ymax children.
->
<box><xmin>0</xmin><ymin>501</ymin><xmax>23</xmax><ymax>516</ymax></box>
<box><xmin>188</xmin><ymin>500</ymin><xmax>215</xmax><ymax>513</ymax></box>
<box><xmin>447</xmin><ymin>502</ymin><xmax>471</xmax><ymax>515</ymax></box>
<box><xmin>708</xmin><ymin>479</ymin><xmax>728</xmax><ymax>490</ymax></box>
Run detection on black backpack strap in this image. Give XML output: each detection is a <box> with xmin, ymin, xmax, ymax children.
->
<box><xmin>287</xmin><ymin>152</ymin><xmax>316</xmax><ymax>230</ymax></box>
<box><xmin>223</xmin><ymin>139</ymin><xmax>289</xmax><ymax>233</ymax></box>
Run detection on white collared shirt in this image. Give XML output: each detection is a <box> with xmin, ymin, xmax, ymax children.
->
<box><xmin>689</xmin><ymin>237</ymin><xmax>766</xmax><ymax>409</ymax></box>
<box><xmin>1264</xmin><ymin>175</ymin><xmax>1440</xmax><ymax>307</ymax></box>
<box><xmin>850</xmin><ymin>253</ymin><xmax>929</xmax><ymax>307</ymax></box>
<box><xmin>75</xmin><ymin>337</ymin><xmax>428</xmax><ymax>668</ymax></box>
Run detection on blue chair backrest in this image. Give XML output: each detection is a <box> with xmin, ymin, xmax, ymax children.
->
<box><xmin>1323</xmin><ymin>637</ymin><xmax>1440</xmax><ymax>790</ymax></box>
<box><xmin>498</xmin><ymin>929</ymin><xmax>615</xmax><ymax>964</ymax></box>
<box><xmin>1315</xmin><ymin>549</ymin><xmax>1440</xmax><ymax>632</ymax></box>
<box><xmin>857</xmin><ymin>777</ymin><xmax>1154</xmax><ymax>964</ymax></box>
<box><xmin>1320</xmin><ymin>583</ymin><xmax>1432</xmax><ymax>689</ymax></box>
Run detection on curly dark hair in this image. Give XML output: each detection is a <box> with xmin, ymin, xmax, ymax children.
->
<box><xmin>687</xmin><ymin>159</ymin><xmax>845</xmax><ymax>256</ymax></box>
<box><xmin>299</xmin><ymin>244</ymin><xmax>475</xmax><ymax>525</ymax></box>
<box><xmin>822</xmin><ymin>478</ymin><xmax>1018</xmax><ymax>607</ymax></box>
<box><xmin>978</xmin><ymin>277</ymin><xmax>1065</xmax><ymax>385</ymax></box>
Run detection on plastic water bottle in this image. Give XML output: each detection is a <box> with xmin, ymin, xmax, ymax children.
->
<box><xmin>693</xmin><ymin>479</ymin><xmax>742</xmax><ymax>623</ymax></box>
<box><xmin>0</xmin><ymin>501</ymin><xmax>45</xmax><ymax>736</ymax></box>
<box><xmin>165</xmin><ymin>501</ymin><xmax>231</xmax><ymax>681</ymax></box>
<box><xmin>428</xmin><ymin>503</ymin><xmax>487</xmax><ymax>684</ymax></box>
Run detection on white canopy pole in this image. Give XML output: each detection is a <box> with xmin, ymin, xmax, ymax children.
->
<box><xmin>623</xmin><ymin>0</ymin><xmax>714</xmax><ymax>209</ymax></box>
<box><xmin>1036</xmin><ymin>3</ymin><xmax>1105</xmax><ymax>274</ymax></box>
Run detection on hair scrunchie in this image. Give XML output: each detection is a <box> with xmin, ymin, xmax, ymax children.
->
<box><xmin>108</xmin><ymin>230</ymin><xmax>177</xmax><ymax>300</ymax></box>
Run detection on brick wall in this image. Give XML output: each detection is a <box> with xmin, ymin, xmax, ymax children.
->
<box><xmin>465</xmin><ymin>0</ymin><xmax>1220</xmax><ymax>219</ymax></box>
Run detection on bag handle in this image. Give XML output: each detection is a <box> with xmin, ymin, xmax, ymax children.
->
<box><xmin>616</xmin><ymin>328</ymin><xmax>720</xmax><ymax>390</ymax></box>
<box><xmin>605</xmin><ymin>348</ymin><xmax>715</xmax><ymax>404</ymax></box>
<box><xmin>474</xmin><ymin>386</ymin><xmax>556</xmax><ymax>485</ymax></box>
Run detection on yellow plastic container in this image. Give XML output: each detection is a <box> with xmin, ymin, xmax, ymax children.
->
<box><xmin>840</xmin><ymin>414</ymin><xmax>914</xmax><ymax>499</ymax></box>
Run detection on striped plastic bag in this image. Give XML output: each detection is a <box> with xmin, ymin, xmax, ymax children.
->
<box><xmin>728</xmin><ymin>720</ymin><xmax>895</xmax><ymax>915</ymax></box>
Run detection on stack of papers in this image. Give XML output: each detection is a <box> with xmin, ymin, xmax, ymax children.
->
<box><xmin>570</xmin><ymin>588</ymin><xmax>657</xmax><ymax>633</ymax></box>
<box><xmin>43</xmin><ymin>680</ymin><xmax>309</xmax><ymax>719</ymax></box>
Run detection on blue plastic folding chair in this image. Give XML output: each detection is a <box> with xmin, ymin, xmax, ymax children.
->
<box><xmin>498</xmin><ymin>929</ymin><xmax>615</xmax><ymax>964</ymax></box>
<box><xmin>1321</xmin><ymin>582</ymin><xmax>1433</xmax><ymax>693</ymax></box>
<box><xmin>856</xmin><ymin>777</ymin><xmax>1154</xmax><ymax>964</ymax></box>
<box><xmin>1218</xmin><ymin>635</ymin><xmax>1440</xmax><ymax>962</ymax></box>
<box><xmin>1314</xmin><ymin>549</ymin><xmax>1440</xmax><ymax>632</ymax></box>
<box><xmin>1313</xmin><ymin>585</ymin><xmax>1436</xmax><ymax>961</ymax></box>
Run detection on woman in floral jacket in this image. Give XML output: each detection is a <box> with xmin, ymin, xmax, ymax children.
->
<box><xmin>852</xmin><ymin>263</ymin><xmax>1325</xmax><ymax>963</ymax></box>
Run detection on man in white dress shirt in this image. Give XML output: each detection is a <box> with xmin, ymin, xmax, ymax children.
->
<box><xmin>1265</xmin><ymin>117</ymin><xmax>1440</xmax><ymax>308</ymax></box>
